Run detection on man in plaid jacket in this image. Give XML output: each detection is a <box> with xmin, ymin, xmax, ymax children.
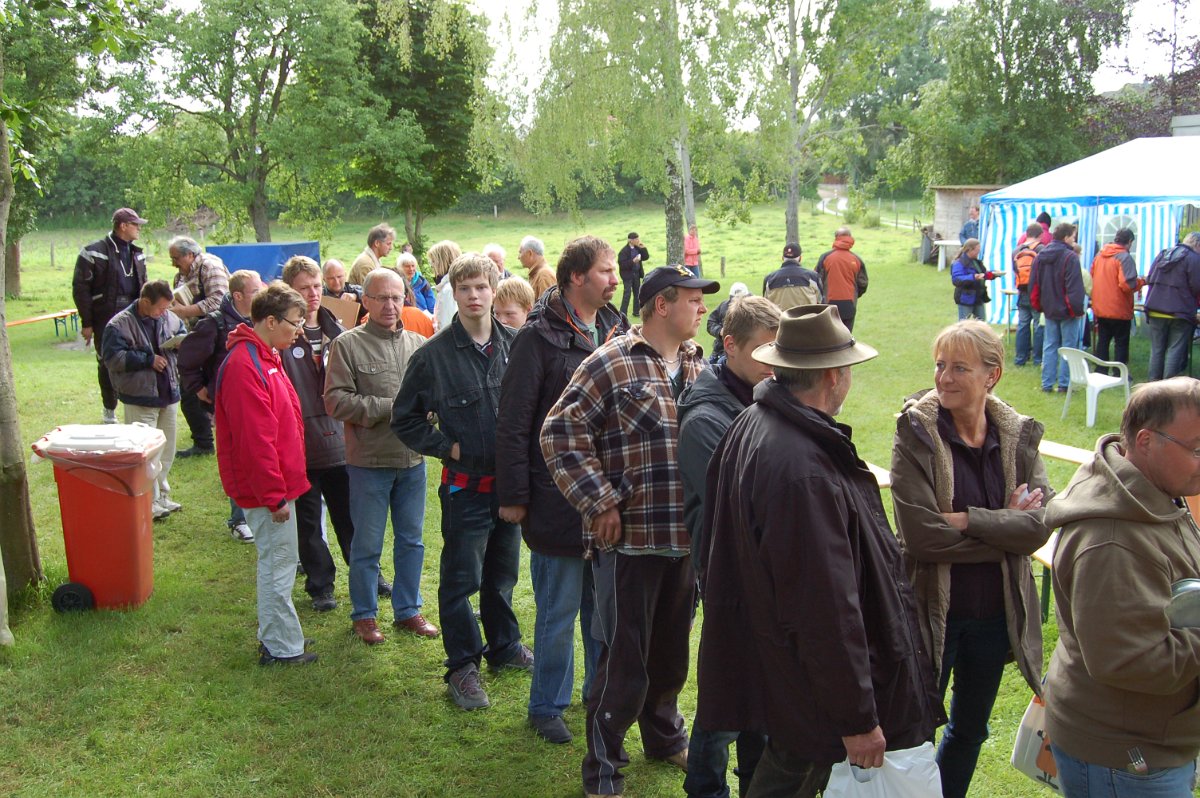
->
<box><xmin>541</xmin><ymin>265</ymin><xmax>719</xmax><ymax>798</ymax></box>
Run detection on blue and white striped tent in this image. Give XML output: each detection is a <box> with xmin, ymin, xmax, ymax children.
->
<box><xmin>978</xmin><ymin>137</ymin><xmax>1200</xmax><ymax>325</ymax></box>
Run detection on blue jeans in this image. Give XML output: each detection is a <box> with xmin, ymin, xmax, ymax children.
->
<box><xmin>347</xmin><ymin>462</ymin><xmax>427</xmax><ymax>622</ymax></box>
<box><xmin>684</xmin><ymin>725</ymin><xmax>766</xmax><ymax>798</ymax></box>
<box><xmin>438</xmin><ymin>485</ymin><xmax>523</xmax><ymax>675</ymax></box>
<box><xmin>1147</xmin><ymin>316</ymin><xmax>1194</xmax><ymax>381</ymax></box>
<box><xmin>957</xmin><ymin>302</ymin><xmax>985</xmax><ymax>321</ymax></box>
<box><xmin>1016</xmin><ymin>296</ymin><xmax>1044</xmax><ymax>365</ymax></box>
<box><xmin>1042</xmin><ymin>316</ymin><xmax>1084</xmax><ymax>390</ymax></box>
<box><xmin>227</xmin><ymin>498</ymin><xmax>245</xmax><ymax>528</ymax></box>
<box><xmin>1052</xmin><ymin>743</ymin><xmax>1197</xmax><ymax>797</ymax></box>
<box><xmin>937</xmin><ymin>614</ymin><xmax>1010</xmax><ymax>798</ymax></box>
<box><xmin>528</xmin><ymin>551</ymin><xmax>601</xmax><ymax>718</ymax></box>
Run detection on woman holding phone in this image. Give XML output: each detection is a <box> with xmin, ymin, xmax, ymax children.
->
<box><xmin>890</xmin><ymin>320</ymin><xmax>1053</xmax><ymax>798</ymax></box>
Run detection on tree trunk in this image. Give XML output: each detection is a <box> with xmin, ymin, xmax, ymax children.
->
<box><xmin>784</xmin><ymin>0</ymin><xmax>801</xmax><ymax>244</ymax></box>
<box><xmin>4</xmin><ymin>239</ymin><xmax>18</xmax><ymax>298</ymax></box>
<box><xmin>403</xmin><ymin>207</ymin><xmax>426</xmax><ymax>258</ymax></box>
<box><xmin>0</xmin><ymin>43</ymin><xmax>44</xmax><ymax>598</ymax></box>
<box><xmin>664</xmin><ymin>154</ymin><xmax>685</xmax><ymax>265</ymax></box>
<box><xmin>249</xmin><ymin>178</ymin><xmax>272</xmax><ymax>243</ymax></box>
<box><xmin>679</xmin><ymin>128</ymin><xmax>696</xmax><ymax>231</ymax></box>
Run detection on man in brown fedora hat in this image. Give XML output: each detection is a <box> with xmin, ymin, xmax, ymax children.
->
<box><xmin>695</xmin><ymin>304</ymin><xmax>944</xmax><ymax>797</ymax></box>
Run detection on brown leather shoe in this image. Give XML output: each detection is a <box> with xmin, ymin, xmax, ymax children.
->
<box><xmin>352</xmin><ymin>618</ymin><xmax>385</xmax><ymax>645</ymax></box>
<box><xmin>393</xmin><ymin>613</ymin><xmax>439</xmax><ymax>638</ymax></box>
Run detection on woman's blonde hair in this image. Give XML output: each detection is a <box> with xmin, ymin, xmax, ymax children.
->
<box><xmin>933</xmin><ymin>319</ymin><xmax>1004</xmax><ymax>384</ymax></box>
<box><xmin>428</xmin><ymin>240</ymin><xmax>462</xmax><ymax>279</ymax></box>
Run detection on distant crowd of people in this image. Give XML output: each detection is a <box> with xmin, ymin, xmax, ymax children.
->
<box><xmin>68</xmin><ymin>207</ymin><xmax>1200</xmax><ymax>798</ymax></box>
<box><xmin>951</xmin><ymin>206</ymin><xmax>1200</xmax><ymax>389</ymax></box>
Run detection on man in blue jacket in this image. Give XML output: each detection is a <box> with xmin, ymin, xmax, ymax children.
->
<box><xmin>1144</xmin><ymin>233</ymin><xmax>1200</xmax><ymax>380</ymax></box>
<box><xmin>1030</xmin><ymin>223</ymin><xmax>1086</xmax><ymax>392</ymax></box>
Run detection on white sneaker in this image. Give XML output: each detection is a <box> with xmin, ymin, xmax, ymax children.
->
<box><xmin>102</xmin><ymin>408</ymin><xmax>118</xmax><ymax>424</ymax></box>
<box><xmin>230</xmin><ymin>523</ymin><xmax>254</xmax><ymax>543</ymax></box>
<box><xmin>159</xmin><ymin>498</ymin><xmax>182</xmax><ymax>513</ymax></box>
<box><xmin>152</xmin><ymin>503</ymin><xmax>171</xmax><ymax>520</ymax></box>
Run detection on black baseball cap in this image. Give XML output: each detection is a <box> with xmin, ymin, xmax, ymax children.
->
<box><xmin>638</xmin><ymin>265</ymin><xmax>720</xmax><ymax>307</ymax></box>
<box><xmin>783</xmin><ymin>242</ymin><xmax>801</xmax><ymax>258</ymax></box>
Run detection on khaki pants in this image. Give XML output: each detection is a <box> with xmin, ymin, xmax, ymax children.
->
<box><xmin>123</xmin><ymin>402</ymin><xmax>178</xmax><ymax>506</ymax></box>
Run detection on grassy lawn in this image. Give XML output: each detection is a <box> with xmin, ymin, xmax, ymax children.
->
<box><xmin>1</xmin><ymin>202</ymin><xmax>1149</xmax><ymax>796</ymax></box>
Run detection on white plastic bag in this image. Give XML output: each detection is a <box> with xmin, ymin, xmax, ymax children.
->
<box><xmin>0</xmin><ymin>544</ymin><xmax>14</xmax><ymax>646</ymax></box>
<box><xmin>824</xmin><ymin>742</ymin><xmax>943</xmax><ymax>798</ymax></box>
<box><xmin>1011</xmin><ymin>692</ymin><xmax>1062</xmax><ymax>792</ymax></box>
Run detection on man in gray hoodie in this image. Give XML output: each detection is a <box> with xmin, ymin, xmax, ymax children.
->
<box><xmin>1044</xmin><ymin>377</ymin><xmax>1200</xmax><ymax>796</ymax></box>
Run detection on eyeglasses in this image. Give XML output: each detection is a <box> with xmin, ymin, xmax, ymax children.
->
<box><xmin>277</xmin><ymin>316</ymin><xmax>304</xmax><ymax>330</ymax></box>
<box><xmin>366</xmin><ymin>294</ymin><xmax>405</xmax><ymax>305</ymax></box>
<box><xmin>1151</xmin><ymin>429</ymin><xmax>1200</xmax><ymax>459</ymax></box>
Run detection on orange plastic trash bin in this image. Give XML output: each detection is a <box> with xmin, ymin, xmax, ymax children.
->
<box><xmin>32</xmin><ymin>424</ymin><xmax>166</xmax><ymax>612</ymax></box>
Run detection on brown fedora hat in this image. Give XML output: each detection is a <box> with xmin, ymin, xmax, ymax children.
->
<box><xmin>753</xmin><ymin>304</ymin><xmax>878</xmax><ymax>370</ymax></box>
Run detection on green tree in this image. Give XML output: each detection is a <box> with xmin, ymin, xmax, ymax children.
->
<box><xmin>346</xmin><ymin>0</ymin><xmax>495</xmax><ymax>253</ymax></box>
<box><xmin>135</xmin><ymin>0</ymin><xmax>370</xmax><ymax>241</ymax></box>
<box><xmin>880</xmin><ymin>0</ymin><xmax>1126</xmax><ymax>188</ymax></box>
<box><xmin>1</xmin><ymin>0</ymin><xmax>139</xmax><ymax>598</ymax></box>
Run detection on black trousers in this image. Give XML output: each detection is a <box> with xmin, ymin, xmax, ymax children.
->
<box><xmin>1094</xmin><ymin>316</ymin><xmax>1132</xmax><ymax>373</ymax></box>
<box><xmin>92</xmin><ymin>320</ymin><xmax>118</xmax><ymax>411</ymax></box>
<box><xmin>583</xmin><ymin>550</ymin><xmax>694</xmax><ymax>796</ymax></box>
<box><xmin>294</xmin><ymin>465</ymin><xmax>355</xmax><ymax>596</ymax></box>
<box><xmin>179</xmin><ymin>389</ymin><xmax>214</xmax><ymax>449</ymax></box>
<box><xmin>830</xmin><ymin>299</ymin><xmax>857</xmax><ymax>332</ymax></box>
<box><xmin>620</xmin><ymin>273</ymin><xmax>642</xmax><ymax>318</ymax></box>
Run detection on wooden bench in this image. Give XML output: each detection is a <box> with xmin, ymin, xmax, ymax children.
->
<box><xmin>6</xmin><ymin>308</ymin><xmax>79</xmax><ymax>338</ymax></box>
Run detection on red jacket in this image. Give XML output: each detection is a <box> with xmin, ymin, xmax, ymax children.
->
<box><xmin>1090</xmin><ymin>242</ymin><xmax>1143</xmax><ymax>321</ymax></box>
<box><xmin>214</xmin><ymin>324</ymin><xmax>310</xmax><ymax>509</ymax></box>
<box><xmin>815</xmin><ymin>236</ymin><xmax>868</xmax><ymax>302</ymax></box>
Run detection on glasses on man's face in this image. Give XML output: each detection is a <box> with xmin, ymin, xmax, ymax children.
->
<box><xmin>1152</xmin><ymin>429</ymin><xmax>1200</xmax><ymax>459</ymax></box>
<box><xmin>366</xmin><ymin>294</ymin><xmax>404</xmax><ymax>305</ymax></box>
<box><xmin>277</xmin><ymin>315</ymin><xmax>305</xmax><ymax>330</ymax></box>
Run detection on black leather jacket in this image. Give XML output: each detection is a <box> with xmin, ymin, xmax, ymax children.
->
<box><xmin>72</xmin><ymin>234</ymin><xmax>148</xmax><ymax>328</ymax></box>
<box><xmin>391</xmin><ymin>316</ymin><xmax>514</xmax><ymax>476</ymax></box>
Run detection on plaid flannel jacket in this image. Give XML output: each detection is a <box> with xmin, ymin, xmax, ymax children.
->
<box><xmin>539</xmin><ymin>325</ymin><xmax>707</xmax><ymax>555</ymax></box>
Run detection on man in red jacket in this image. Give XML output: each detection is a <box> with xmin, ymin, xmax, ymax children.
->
<box><xmin>214</xmin><ymin>281</ymin><xmax>316</xmax><ymax>666</ymax></box>
<box><xmin>1089</xmin><ymin>228</ymin><xmax>1143</xmax><ymax>372</ymax></box>
<box><xmin>815</xmin><ymin>227</ymin><xmax>868</xmax><ymax>331</ymax></box>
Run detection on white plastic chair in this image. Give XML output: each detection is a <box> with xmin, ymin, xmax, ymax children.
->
<box><xmin>1058</xmin><ymin>347</ymin><xmax>1131</xmax><ymax>427</ymax></box>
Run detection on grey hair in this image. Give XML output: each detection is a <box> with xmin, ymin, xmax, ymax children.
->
<box><xmin>773</xmin><ymin>366</ymin><xmax>829</xmax><ymax>392</ymax></box>
<box><xmin>363</xmin><ymin>268</ymin><xmax>403</xmax><ymax>295</ymax></box>
<box><xmin>519</xmin><ymin>236</ymin><xmax>545</xmax><ymax>256</ymax></box>
<box><xmin>168</xmin><ymin>236</ymin><xmax>202</xmax><ymax>257</ymax></box>
<box><xmin>396</xmin><ymin>252</ymin><xmax>419</xmax><ymax>270</ymax></box>
<box><xmin>483</xmin><ymin>242</ymin><xmax>506</xmax><ymax>260</ymax></box>
<box><xmin>1184</xmin><ymin>232</ymin><xmax>1200</xmax><ymax>250</ymax></box>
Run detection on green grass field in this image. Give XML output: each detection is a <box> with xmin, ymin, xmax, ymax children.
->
<box><xmin>0</xmin><ymin>202</ymin><xmax>1152</xmax><ymax>796</ymax></box>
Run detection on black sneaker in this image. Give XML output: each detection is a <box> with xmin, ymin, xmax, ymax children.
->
<box><xmin>176</xmin><ymin>445</ymin><xmax>214</xmax><ymax>458</ymax></box>
<box><xmin>376</xmin><ymin>575</ymin><xmax>392</xmax><ymax>598</ymax></box>
<box><xmin>492</xmin><ymin>643</ymin><xmax>535</xmax><ymax>672</ymax></box>
<box><xmin>259</xmin><ymin>650</ymin><xmax>318</xmax><ymax>666</ymax></box>
<box><xmin>311</xmin><ymin>591</ymin><xmax>338</xmax><ymax>612</ymax></box>
<box><xmin>447</xmin><ymin>664</ymin><xmax>490</xmax><ymax>710</ymax></box>
<box><xmin>528</xmin><ymin>714</ymin><xmax>572</xmax><ymax>744</ymax></box>
<box><xmin>258</xmin><ymin>638</ymin><xmax>314</xmax><ymax>657</ymax></box>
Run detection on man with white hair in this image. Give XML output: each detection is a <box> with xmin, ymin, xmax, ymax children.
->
<box><xmin>483</xmin><ymin>243</ymin><xmax>514</xmax><ymax>280</ymax></box>
<box><xmin>325</xmin><ymin>268</ymin><xmax>437</xmax><ymax>644</ymax></box>
<box><xmin>167</xmin><ymin>235</ymin><xmax>231</xmax><ymax>458</ymax></box>
<box><xmin>519</xmin><ymin>236</ymin><xmax>555</xmax><ymax>298</ymax></box>
<box><xmin>706</xmin><ymin>282</ymin><xmax>751</xmax><ymax>363</ymax></box>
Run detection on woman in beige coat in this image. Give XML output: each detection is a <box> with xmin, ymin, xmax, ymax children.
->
<box><xmin>890</xmin><ymin>319</ymin><xmax>1054</xmax><ymax>798</ymax></box>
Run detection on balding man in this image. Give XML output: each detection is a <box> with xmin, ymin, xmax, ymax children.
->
<box><xmin>519</xmin><ymin>236</ymin><xmax>555</xmax><ymax>298</ymax></box>
<box><xmin>322</xmin><ymin>258</ymin><xmax>367</xmax><ymax>325</ymax></box>
<box><xmin>325</xmin><ymin>269</ymin><xmax>438</xmax><ymax>644</ymax></box>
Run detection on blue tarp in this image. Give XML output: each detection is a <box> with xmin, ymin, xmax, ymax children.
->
<box><xmin>978</xmin><ymin>137</ymin><xmax>1200</xmax><ymax>325</ymax></box>
<box><xmin>205</xmin><ymin>241</ymin><xmax>320</xmax><ymax>281</ymax></box>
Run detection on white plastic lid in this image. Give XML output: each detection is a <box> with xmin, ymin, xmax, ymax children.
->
<box><xmin>33</xmin><ymin>423</ymin><xmax>167</xmax><ymax>456</ymax></box>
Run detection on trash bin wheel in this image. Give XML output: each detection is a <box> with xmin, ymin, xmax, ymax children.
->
<box><xmin>52</xmin><ymin>582</ymin><xmax>95</xmax><ymax>613</ymax></box>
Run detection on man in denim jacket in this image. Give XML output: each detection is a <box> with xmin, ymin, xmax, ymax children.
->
<box><xmin>392</xmin><ymin>252</ymin><xmax>533</xmax><ymax>711</ymax></box>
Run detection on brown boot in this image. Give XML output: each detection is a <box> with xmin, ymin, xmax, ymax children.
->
<box><xmin>352</xmin><ymin>618</ymin><xmax>385</xmax><ymax>645</ymax></box>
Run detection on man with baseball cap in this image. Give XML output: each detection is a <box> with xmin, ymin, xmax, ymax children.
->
<box><xmin>696</xmin><ymin>305</ymin><xmax>943</xmax><ymax>796</ymax></box>
<box><xmin>72</xmin><ymin>208</ymin><xmax>149</xmax><ymax>423</ymax></box>
<box><xmin>762</xmin><ymin>242</ymin><xmax>824</xmax><ymax>311</ymax></box>
<box><xmin>541</xmin><ymin>264</ymin><xmax>718</xmax><ymax>798</ymax></box>
<box><xmin>617</xmin><ymin>231</ymin><xmax>651</xmax><ymax>318</ymax></box>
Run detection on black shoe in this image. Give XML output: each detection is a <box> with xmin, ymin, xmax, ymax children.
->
<box><xmin>528</xmin><ymin>714</ymin><xmax>572</xmax><ymax>744</ymax></box>
<box><xmin>259</xmin><ymin>638</ymin><xmax>314</xmax><ymax>657</ymax></box>
<box><xmin>311</xmin><ymin>591</ymin><xmax>338</xmax><ymax>612</ymax></box>
<box><xmin>259</xmin><ymin>650</ymin><xmax>318</xmax><ymax>666</ymax></box>
<box><xmin>177</xmin><ymin>445</ymin><xmax>214</xmax><ymax>458</ymax></box>
<box><xmin>492</xmin><ymin>643</ymin><xmax>535</xmax><ymax>672</ymax></box>
<box><xmin>376</xmin><ymin>575</ymin><xmax>392</xmax><ymax>598</ymax></box>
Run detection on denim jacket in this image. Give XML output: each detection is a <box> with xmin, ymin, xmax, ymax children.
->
<box><xmin>391</xmin><ymin>316</ymin><xmax>514</xmax><ymax>476</ymax></box>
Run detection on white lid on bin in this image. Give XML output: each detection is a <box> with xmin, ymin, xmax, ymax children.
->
<box><xmin>32</xmin><ymin>423</ymin><xmax>167</xmax><ymax>459</ymax></box>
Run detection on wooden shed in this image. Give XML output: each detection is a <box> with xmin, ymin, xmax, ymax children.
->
<box><xmin>929</xmin><ymin>184</ymin><xmax>1006</xmax><ymax>240</ymax></box>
